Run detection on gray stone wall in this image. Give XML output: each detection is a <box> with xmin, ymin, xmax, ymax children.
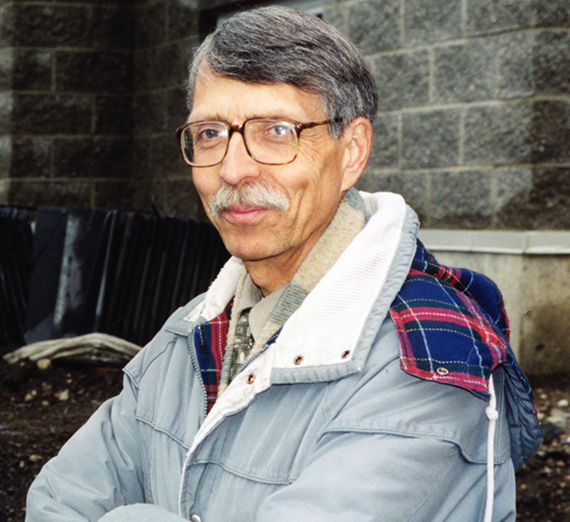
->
<box><xmin>1</xmin><ymin>0</ymin><xmax>569</xmax><ymax>228</ymax></box>
<box><xmin>0</xmin><ymin>0</ymin><xmax>136</xmax><ymax>210</ymax></box>
<box><xmin>339</xmin><ymin>0</ymin><xmax>570</xmax><ymax>229</ymax></box>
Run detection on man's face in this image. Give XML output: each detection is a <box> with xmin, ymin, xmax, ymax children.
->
<box><xmin>189</xmin><ymin>67</ymin><xmax>357</xmax><ymax>275</ymax></box>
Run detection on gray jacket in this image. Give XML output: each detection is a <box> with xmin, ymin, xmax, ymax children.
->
<box><xmin>26</xmin><ymin>193</ymin><xmax>540</xmax><ymax>522</ymax></box>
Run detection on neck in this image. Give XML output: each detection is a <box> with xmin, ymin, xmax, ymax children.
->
<box><xmin>243</xmin><ymin>244</ymin><xmax>314</xmax><ymax>296</ymax></box>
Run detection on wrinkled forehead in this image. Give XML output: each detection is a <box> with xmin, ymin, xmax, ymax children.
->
<box><xmin>189</xmin><ymin>65</ymin><xmax>326</xmax><ymax>123</ymax></box>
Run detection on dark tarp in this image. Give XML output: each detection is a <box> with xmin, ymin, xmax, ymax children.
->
<box><xmin>1</xmin><ymin>207</ymin><xmax>229</xmax><ymax>348</ymax></box>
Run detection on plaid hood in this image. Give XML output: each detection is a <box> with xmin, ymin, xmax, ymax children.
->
<box><xmin>390</xmin><ymin>240</ymin><xmax>542</xmax><ymax>469</ymax></box>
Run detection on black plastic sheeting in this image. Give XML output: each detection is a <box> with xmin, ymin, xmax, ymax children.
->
<box><xmin>1</xmin><ymin>207</ymin><xmax>230</xmax><ymax>348</ymax></box>
<box><xmin>0</xmin><ymin>208</ymin><xmax>34</xmax><ymax>346</ymax></box>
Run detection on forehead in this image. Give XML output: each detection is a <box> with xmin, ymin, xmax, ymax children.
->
<box><xmin>189</xmin><ymin>67</ymin><xmax>325</xmax><ymax>123</ymax></box>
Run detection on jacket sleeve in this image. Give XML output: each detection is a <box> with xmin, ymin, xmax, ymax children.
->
<box><xmin>25</xmin><ymin>373</ymin><xmax>147</xmax><ymax>522</ymax></box>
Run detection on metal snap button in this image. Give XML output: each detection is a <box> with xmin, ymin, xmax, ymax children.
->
<box><xmin>190</xmin><ymin>515</ymin><xmax>202</xmax><ymax>522</ymax></box>
<box><xmin>247</xmin><ymin>373</ymin><xmax>256</xmax><ymax>384</ymax></box>
<box><xmin>436</xmin><ymin>367</ymin><xmax>449</xmax><ymax>376</ymax></box>
<box><xmin>341</xmin><ymin>350</ymin><xmax>351</xmax><ymax>359</ymax></box>
<box><xmin>294</xmin><ymin>355</ymin><xmax>304</xmax><ymax>365</ymax></box>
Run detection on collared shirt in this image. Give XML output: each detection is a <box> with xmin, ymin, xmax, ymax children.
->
<box><xmin>233</xmin><ymin>274</ymin><xmax>286</xmax><ymax>343</ymax></box>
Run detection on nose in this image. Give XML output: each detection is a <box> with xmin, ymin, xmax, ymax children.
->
<box><xmin>218</xmin><ymin>132</ymin><xmax>261</xmax><ymax>186</ymax></box>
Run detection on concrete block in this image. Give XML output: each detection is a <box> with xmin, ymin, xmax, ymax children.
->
<box><xmin>0</xmin><ymin>179</ymin><xmax>8</xmax><ymax>204</ymax></box>
<box><xmin>434</xmin><ymin>40</ymin><xmax>497</xmax><ymax>103</ymax></box>
<box><xmin>496</xmin><ymin>32</ymin><xmax>535</xmax><ymax>99</ymax></box>
<box><xmin>367</xmin><ymin>113</ymin><xmax>399</xmax><ymax>169</ymax></box>
<box><xmin>357</xmin><ymin>170</ymin><xmax>430</xmax><ymax>223</ymax></box>
<box><xmin>0</xmin><ymin>92</ymin><xmax>13</xmax><ymax>134</ymax></box>
<box><xmin>531</xmin><ymin>100</ymin><xmax>570</xmax><ymax>163</ymax></box>
<box><xmin>12</xmin><ymin>94</ymin><xmax>92</xmax><ymax>135</ymax></box>
<box><xmin>12</xmin><ymin>50</ymin><xmax>52</xmax><ymax>91</ymax></box>
<box><xmin>0</xmin><ymin>48</ymin><xmax>12</xmax><ymax>91</ymax></box>
<box><xmin>0</xmin><ymin>136</ymin><xmax>11</xmax><ymax>178</ymax></box>
<box><xmin>7</xmin><ymin>180</ymin><xmax>92</xmax><ymax>208</ymax></box>
<box><xmin>463</xmin><ymin>102</ymin><xmax>533</xmax><ymax>166</ymax></box>
<box><xmin>534</xmin><ymin>30</ymin><xmax>570</xmax><ymax>96</ymax></box>
<box><xmin>167</xmin><ymin>87</ymin><xmax>189</xmax><ymax>131</ymax></box>
<box><xmin>136</xmin><ymin>1</ymin><xmax>167</xmax><ymax>48</ymax></box>
<box><xmin>134</xmin><ymin>92</ymin><xmax>167</xmax><ymax>134</ymax></box>
<box><xmin>496</xmin><ymin>167</ymin><xmax>570</xmax><ymax>229</ymax></box>
<box><xmin>54</xmin><ymin>138</ymin><xmax>132</xmax><ymax>179</ymax></box>
<box><xmin>94</xmin><ymin>180</ymin><xmax>135</xmax><ymax>212</ymax></box>
<box><xmin>95</xmin><ymin>95</ymin><xmax>134</xmax><ymax>136</ymax></box>
<box><xmin>347</xmin><ymin>0</ymin><xmax>401</xmax><ymax>55</ymax></box>
<box><xmin>135</xmin><ymin>44</ymin><xmax>181</xmax><ymax>91</ymax></box>
<box><xmin>94</xmin><ymin>5</ymin><xmax>135</xmax><ymax>49</ymax></box>
<box><xmin>56</xmin><ymin>51</ymin><xmax>133</xmax><ymax>93</ymax></box>
<box><xmin>322</xmin><ymin>4</ymin><xmax>347</xmax><ymax>35</ymax></box>
<box><xmin>402</xmin><ymin>109</ymin><xmax>460</xmax><ymax>169</ymax></box>
<box><xmin>9</xmin><ymin>4</ymin><xmax>93</xmax><ymax>47</ymax></box>
<box><xmin>373</xmin><ymin>50</ymin><xmax>429</xmax><ymax>111</ymax></box>
<box><xmin>404</xmin><ymin>0</ymin><xmax>462</xmax><ymax>46</ymax></box>
<box><xmin>0</xmin><ymin>4</ymin><xmax>15</xmax><ymax>47</ymax></box>
<box><xmin>430</xmin><ymin>169</ymin><xmax>493</xmax><ymax>229</ymax></box>
<box><xmin>466</xmin><ymin>0</ymin><xmax>535</xmax><ymax>35</ymax></box>
<box><xmin>535</xmin><ymin>0</ymin><xmax>570</xmax><ymax>27</ymax></box>
<box><xmin>133</xmin><ymin>134</ymin><xmax>186</xmax><ymax>180</ymax></box>
<box><xmin>10</xmin><ymin>137</ymin><xmax>52</xmax><ymax>178</ymax></box>
<box><xmin>495</xmin><ymin>167</ymin><xmax>534</xmax><ymax>228</ymax></box>
<box><xmin>132</xmin><ymin>177</ymin><xmax>168</xmax><ymax>214</ymax></box>
<box><xmin>165</xmin><ymin>177</ymin><xmax>206</xmax><ymax>220</ymax></box>
<box><xmin>167</xmin><ymin>0</ymin><xmax>198</xmax><ymax>42</ymax></box>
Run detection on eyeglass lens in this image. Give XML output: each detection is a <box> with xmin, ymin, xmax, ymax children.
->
<box><xmin>180</xmin><ymin>120</ymin><xmax>299</xmax><ymax>166</ymax></box>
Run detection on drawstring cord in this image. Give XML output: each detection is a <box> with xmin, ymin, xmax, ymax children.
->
<box><xmin>483</xmin><ymin>373</ymin><xmax>498</xmax><ymax>522</ymax></box>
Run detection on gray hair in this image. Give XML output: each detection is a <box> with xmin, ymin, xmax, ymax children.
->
<box><xmin>187</xmin><ymin>5</ymin><xmax>378</xmax><ymax>137</ymax></box>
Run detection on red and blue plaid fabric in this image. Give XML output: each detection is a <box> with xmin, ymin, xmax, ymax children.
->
<box><xmin>390</xmin><ymin>241</ymin><xmax>532</xmax><ymax>400</ymax></box>
<box><xmin>194</xmin><ymin>302</ymin><xmax>232</xmax><ymax>412</ymax></box>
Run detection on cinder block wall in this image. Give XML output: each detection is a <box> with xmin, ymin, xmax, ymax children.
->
<box><xmin>0</xmin><ymin>0</ymin><xmax>135</xmax><ymax>210</ymax></box>
<box><xmin>338</xmin><ymin>0</ymin><xmax>570</xmax><ymax>230</ymax></box>
<box><xmin>0</xmin><ymin>0</ymin><xmax>569</xmax><ymax>228</ymax></box>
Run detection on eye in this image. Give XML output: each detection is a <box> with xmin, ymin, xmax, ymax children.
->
<box><xmin>196</xmin><ymin>126</ymin><xmax>221</xmax><ymax>141</ymax></box>
<box><xmin>270</xmin><ymin>123</ymin><xmax>293</xmax><ymax>136</ymax></box>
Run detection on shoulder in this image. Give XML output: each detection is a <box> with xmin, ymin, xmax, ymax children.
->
<box><xmin>123</xmin><ymin>294</ymin><xmax>206</xmax><ymax>386</ymax></box>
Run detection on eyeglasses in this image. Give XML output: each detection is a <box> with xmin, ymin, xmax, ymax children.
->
<box><xmin>176</xmin><ymin>118</ymin><xmax>338</xmax><ymax>167</ymax></box>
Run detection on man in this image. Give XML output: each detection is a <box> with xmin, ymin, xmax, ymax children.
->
<box><xmin>26</xmin><ymin>6</ymin><xmax>541</xmax><ymax>522</ymax></box>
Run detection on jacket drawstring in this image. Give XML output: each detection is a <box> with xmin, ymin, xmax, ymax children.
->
<box><xmin>483</xmin><ymin>373</ymin><xmax>498</xmax><ymax>522</ymax></box>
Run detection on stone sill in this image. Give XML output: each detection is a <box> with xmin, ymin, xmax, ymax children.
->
<box><xmin>419</xmin><ymin>229</ymin><xmax>570</xmax><ymax>256</ymax></box>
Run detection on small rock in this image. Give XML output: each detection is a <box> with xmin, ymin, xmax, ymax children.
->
<box><xmin>24</xmin><ymin>390</ymin><xmax>37</xmax><ymax>402</ymax></box>
<box><xmin>558</xmin><ymin>399</ymin><xmax>570</xmax><ymax>408</ymax></box>
<box><xmin>36</xmin><ymin>358</ymin><xmax>52</xmax><ymax>371</ymax></box>
<box><xmin>56</xmin><ymin>389</ymin><xmax>70</xmax><ymax>402</ymax></box>
<box><xmin>546</xmin><ymin>408</ymin><xmax>569</xmax><ymax>430</ymax></box>
<box><xmin>29</xmin><ymin>454</ymin><xmax>44</xmax><ymax>463</ymax></box>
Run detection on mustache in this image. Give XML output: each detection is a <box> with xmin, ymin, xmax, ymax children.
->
<box><xmin>210</xmin><ymin>183</ymin><xmax>291</xmax><ymax>217</ymax></box>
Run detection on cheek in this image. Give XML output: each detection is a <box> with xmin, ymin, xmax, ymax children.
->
<box><xmin>192</xmin><ymin>170</ymin><xmax>220</xmax><ymax>203</ymax></box>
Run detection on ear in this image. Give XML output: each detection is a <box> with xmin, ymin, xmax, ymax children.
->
<box><xmin>339</xmin><ymin>116</ymin><xmax>373</xmax><ymax>192</ymax></box>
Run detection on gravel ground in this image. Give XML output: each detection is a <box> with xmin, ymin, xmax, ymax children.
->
<box><xmin>0</xmin><ymin>350</ymin><xmax>568</xmax><ymax>522</ymax></box>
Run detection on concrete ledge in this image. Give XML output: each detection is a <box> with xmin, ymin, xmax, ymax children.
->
<box><xmin>419</xmin><ymin>229</ymin><xmax>570</xmax><ymax>255</ymax></box>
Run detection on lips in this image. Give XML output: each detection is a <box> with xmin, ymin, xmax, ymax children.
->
<box><xmin>221</xmin><ymin>205</ymin><xmax>270</xmax><ymax>224</ymax></box>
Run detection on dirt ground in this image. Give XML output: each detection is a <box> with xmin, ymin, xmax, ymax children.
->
<box><xmin>0</xmin><ymin>347</ymin><xmax>568</xmax><ymax>522</ymax></box>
